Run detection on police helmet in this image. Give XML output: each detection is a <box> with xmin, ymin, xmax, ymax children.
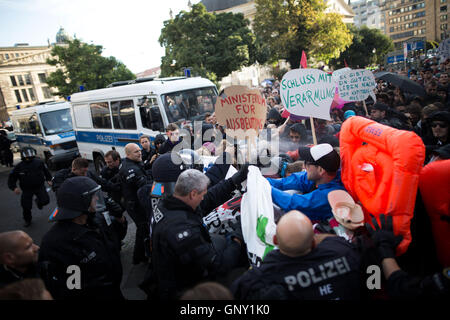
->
<box><xmin>49</xmin><ymin>176</ymin><xmax>102</xmax><ymax>221</ymax></box>
<box><xmin>20</xmin><ymin>147</ymin><xmax>36</xmax><ymax>160</ymax></box>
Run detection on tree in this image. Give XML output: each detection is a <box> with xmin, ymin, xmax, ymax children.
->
<box><xmin>330</xmin><ymin>25</ymin><xmax>394</xmax><ymax>69</ymax></box>
<box><xmin>159</xmin><ymin>3</ymin><xmax>255</xmax><ymax>82</ymax></box>
<box><xmin>46</xmin><ymin>39</ymin><xmax>135</xmax><ymax>98</ymax></box>
<box><xmin>254</xmin><ymin>0</ymin><xmax>352</xmax><ymax>68</ymax></box>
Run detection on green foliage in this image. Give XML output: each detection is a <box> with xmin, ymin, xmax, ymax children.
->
<box><xmin>46</xmin><ymin>39</ymin><xmax>135</xmax><ymax>98</ymax></box>
<box><xmin>254</xmin><ymin>0</ymin><xmax>352</xmax><ymax>68</ymax></box>
<box><xmin>159</xmin><ymin>3</ymin><xmax>255</xmax><ymax>81</ymax></box>
<box><xmin>330</xmin><ymin>25</ymin><xmax>394</xmax><ymax>69</ymax></box>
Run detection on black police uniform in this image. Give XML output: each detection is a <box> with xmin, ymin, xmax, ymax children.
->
<box><xmin>231</xmin><ymin>236</ymin><xmax>362</xmax><ymax>300</ymax></box>
<box><xmin>38</xmin><ymin>176</ymin><xmax>125</xmax><ymax>300</ymax></box>
<box><xmin>8</xmin><ymin>157</ymin><xmax>52</xmax><ymax>224</ymax></box>
<box><xmin>119</xmin><ymin>157</ymin><xmax>150</xmax><ymax>263</ymax></box>
<box><xmin>151</xmin><ymin>177</ymin><xmax>244</xmax><ymax>300</ymax></box>
<box><xmin>99</xmin><ymin>165</ymin><xmax>122</xmax><ymax>206</ymax></box>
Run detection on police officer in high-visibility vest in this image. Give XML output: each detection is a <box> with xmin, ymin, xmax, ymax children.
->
<box><xmin>8</xmin><ymin>147</ymin><xmax>52</xmax><ymax>227</ymax></box>
<box><xmin>231</xmin><ymin>210</ymin><xmax>362</xmax><ymax>300</ymax></box>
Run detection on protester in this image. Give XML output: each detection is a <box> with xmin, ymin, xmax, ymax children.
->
<box><xmin>366</xmin><ymin>214</ymin><xmax>449</xmax><ymax>299</ymax></box>
<box><xmin>159</xmin><ymin>123</ymin><xmax>181</xmax><ymax>154</ymax></box>
<box><xmin>231</xmin><ymin>210</ymin><xmax>362</xmax><ymax>299</ymax></box>
<box><xmin>0</xmin><ymin>231</ymin><xmax>40</xmax><ymax>288</ymax></box>
<box><xmin>267</xmin><ymin>143</ymin><xmax>345</xmax><ymax>222</ymax></box>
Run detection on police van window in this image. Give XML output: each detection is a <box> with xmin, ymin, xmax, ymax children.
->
<box><xmin>161</xmin><ymin>87</ymin><xmax>217</xmax><ymax>124</ymax></box>
<box><xmin>27</xmin><ymin>114</ymin><xmax>42</xmax><ymax>135</ymax></box>
<box><xmin>90</xmin><ymin>102</ymin><xmax>112</xmax><ymax>129</ymax></box>
<box><xmin>40</xmin><ymin>109</ymin><xmax>73</xmax><ymax>135</ymax></box>
<box><xmin>138</xmin><ymin>96</ymin><xmax>158</xmax><ymax>129</ymax></box>
<box><xmin>111</xmin><ymin>100</ymin><xmax>137</xmax><ymax>130</ymax></box>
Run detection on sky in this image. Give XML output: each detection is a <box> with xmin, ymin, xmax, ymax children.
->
<box><xmin>0</xmin><ymin>0</ymin><xmax>202</xmax><ymax>74</ymax></box>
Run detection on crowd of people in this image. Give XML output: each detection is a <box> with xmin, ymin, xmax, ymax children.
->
<box><xmin>0</xmin><ymin>55</ymin><xmax>449</xmax><ymax>301</ymax></box>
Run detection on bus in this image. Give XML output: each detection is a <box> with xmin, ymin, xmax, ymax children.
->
<box><xmin>10</xmin><ymin>101</ymin><xmax>79</xmax><ymax>169</ymax></box>
<box><xmin>70</xmin><ymin>76</ymin><xmax>218</xmax><ymax>172</ymax></box>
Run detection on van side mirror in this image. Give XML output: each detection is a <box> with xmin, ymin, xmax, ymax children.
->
<box><xmin>149</xmin><ymin>106</ymin><xmax>164</xmax><ymax>132</ymax></box>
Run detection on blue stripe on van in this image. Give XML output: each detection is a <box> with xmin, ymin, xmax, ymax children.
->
<box><xmin>57</xmin><ymin>131</ymin><xmax>76</xmax><ymax>139</ymax></box>
<box><xmin>75</xmin><ymin>131</ymin><xmax>145</xmax><ymax>147</ymax></box>
<box><xmin>15</xmin><ymin>134</ymin><xmax>45</xmax><ymax>145</ymax></box>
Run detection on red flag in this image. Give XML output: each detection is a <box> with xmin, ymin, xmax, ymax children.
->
<box><xmin>300</xmin><ymin>50</ymin><xmax>307</xmax><ymax>69</ymax></box>
<box><xmin>344</xmin><ymin>59</ymin><xmax>349</xmax><ymax>68</ymax></box>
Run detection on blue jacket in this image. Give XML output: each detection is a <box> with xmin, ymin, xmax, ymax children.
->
<box><xmin>267</xmin><ymin>170</ymin><xmax>346</xmax><ymax>221</ymax></box>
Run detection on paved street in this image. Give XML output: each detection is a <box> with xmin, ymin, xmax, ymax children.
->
<box><xmin>0</xmin><ymin>153</ymin><xmax>147</xmax><ymax>300</ymax></box>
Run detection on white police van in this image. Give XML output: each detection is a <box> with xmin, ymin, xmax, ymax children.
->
<box><xmin>10</xmin><ymin>101</ymin><xmax>79</xmax><ymax>169</ymax></box>
<box><xmin>70</xmin><ymin>76</ymin><xmax>218</xmax><ymax>172</ymax></box>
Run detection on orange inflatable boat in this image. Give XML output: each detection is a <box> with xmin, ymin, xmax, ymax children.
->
<box><xmin>340</xmin><ymin>116</ymin><xmax>425</xmax><ymax>255</ymax></box>
<box><xmin>419</xmin><ymin>159</ymin><xmax>450</xmax><ymax>267</ymax></box>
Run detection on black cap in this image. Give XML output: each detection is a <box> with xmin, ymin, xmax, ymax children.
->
<box><xmin>50</xmin><ymin>176</ymin><xmax>100</xmax><ymax>221</ymax></box>
<box><xmin>428</xmin><ymin>111</ymin><xmax>450</xmax><ymax>124</ymax></box>
<box><xmin>298</xmin><ymin>143</ymin><xmax>340</xmax><ymax>173</ymax></box>
<box><xmin>154</xmin><ymin>134</ymin><xmax>166</xmax><ymax>145</ymax></box>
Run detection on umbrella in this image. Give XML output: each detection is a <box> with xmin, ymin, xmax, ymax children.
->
<box><xmin>261</xmin><ymin>79</ymin><xmax>273</xmax><ymax>87</ymax></box>
<box><xmin>374</xmin><ymin>71</ymin><xmax>426</xmax><ymax>97</ymax></box>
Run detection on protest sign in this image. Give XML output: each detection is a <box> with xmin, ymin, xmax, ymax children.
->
<box><xmin>336</xmin><ymin>69</ymin><xmax>377</xmax><ymax>103</ymax></box>
<box><xmin>332</xmin><ymin>67</ymin><xmax>351</xmax><ymax>87</ymax></box>
<box><xmin>214</xmin><ymin>85</ymin><xmax>266</xmax><ymax>140</ymax></box>
<box><xmin>280</xmin><ymin>68</ymin><xmax>335</xmax><ymax>120</ymax></box>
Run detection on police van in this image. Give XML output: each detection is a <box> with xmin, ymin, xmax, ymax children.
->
<box><xmin>70</xmin><ymin>76</ymin><xmax>218</xmax><ymax>172</ymax></box>
<box><xmin>10</xmin><ymin>101</ymin><xmax>79</xmax><ymax>169</ymax></box>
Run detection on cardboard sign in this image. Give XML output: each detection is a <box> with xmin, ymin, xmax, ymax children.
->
<box><xmin>331</xmin><ymin>67</ymin><xmax>351</xmax><ymax>88</ymax></box>
<box><xmin>280</xmin><ymin>68</ymin><xmax>335</xmax><ymax>120</ymax></box>
<box><xmin>336</xmin><ymin>69</ymin><xmax>377</xmax><ymax>103</ymax></box>
<box><xmin>214</xmin><ymin>85</ymin><xmax>266</xmax><ymax>140</ymax></box>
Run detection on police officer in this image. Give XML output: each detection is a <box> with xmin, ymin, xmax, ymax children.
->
<box><xmin>100</xmin><ymin>150</ymin><xmax>123</xmax><ymax>206</ymax></box>
<box><xmin>51</xmin><ymin>157</ymin><xmax>90</xmax><ymax>193</ymax></box>
<box><xmin>150</xmin><ymin>163</ymin><xmax>249</xmax><ymax>300</ymax></box>
<box><xmin>231</xmin><ymin>210</ymin><xmax>362</xmax><ymax>300</ymax></box>
<box><xmin>38</xmin><ymin>176</ymin><xmax>125</xmax><ymax>300</ymax></box>
<box><xmin>8</xmin><ymin>147</ymin><xmax>52</xmax><ymax>227</ymax></box>
<box><xmin>119</xmin><ymin>143</ymin><xmax>150</xmax><ymax>264</ymax></box>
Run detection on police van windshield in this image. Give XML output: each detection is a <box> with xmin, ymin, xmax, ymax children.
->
<box><xmin>40</xmin><ymin>108</ymin><xmax>73</xmax><ymax>136</ymax></box>
<box><xmin>162</xmin><ymin>87</ymin><xmax>217</xmax><ymax>125</ymax></box>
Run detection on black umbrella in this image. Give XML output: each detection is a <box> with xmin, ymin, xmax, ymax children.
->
<box><xmin>374</xmin><ymin>71</ymin><xmax>426</xmax><ymax>97</ymax></box>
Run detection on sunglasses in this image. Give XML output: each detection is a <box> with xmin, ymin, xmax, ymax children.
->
<box><xmin>431</xmin><ymin>122</ymin><xmax>448</xmax><ymax>128</ymax></box>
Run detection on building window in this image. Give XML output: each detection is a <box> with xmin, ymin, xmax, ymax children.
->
<box><xmin>38</xmin><ymin>73</ymin><xmax>47</xmax><ymax>83</ymax></box>
<box><xmin>441</xmin><ymin>5</ymin><xmax>447</xmax><ymax>12</ymax></box>
<box><xmin>24</xmin><ymin>74</ymin><xmax>32</xmax><ymax>85</ymax></box>
<box><xmin>28</xmin><ymin>88</ymin><xmax>36</xmax><ymax>101</ymax></box>
<box><xmin>14</xmin><ymin>90</ymin><xmax>22</xmax><ymax>103</ymax></box>
<box><xmin>10</xmin><ymin>76</ymin><xmax>17</xmax><ymax>86</ymax></box>
<box><xmin>21</xmin><ymin>89</ymin><xmax>29</xmax><ymax>102</ymax></box>
<box><xmin>5</xmin><ymin>53</ymin><xmax>9</xmax><ymax>60</ymax></box>
<box><xmin>441</xmin><ymin>0</ymin><xmax>447</xmax><ymax>3</ymax></box>
<box><xmin>441</xmin><ymin>14</ymin><xmax>448</xmax><ymax>21</ymax></box>
<box><xmin>17</xmin><ymin>75</ymin><xmax>24</xmax><ymax>86</ymax></box>
<box><xmin>441</xmin><ymin>23</ymin><xmax>448</xmax><ymax>30</ymax></box>
<box><xmin>42</xmin><ymin>86</ymin><xmax>53</xmax><ymax>99</ymax></box>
